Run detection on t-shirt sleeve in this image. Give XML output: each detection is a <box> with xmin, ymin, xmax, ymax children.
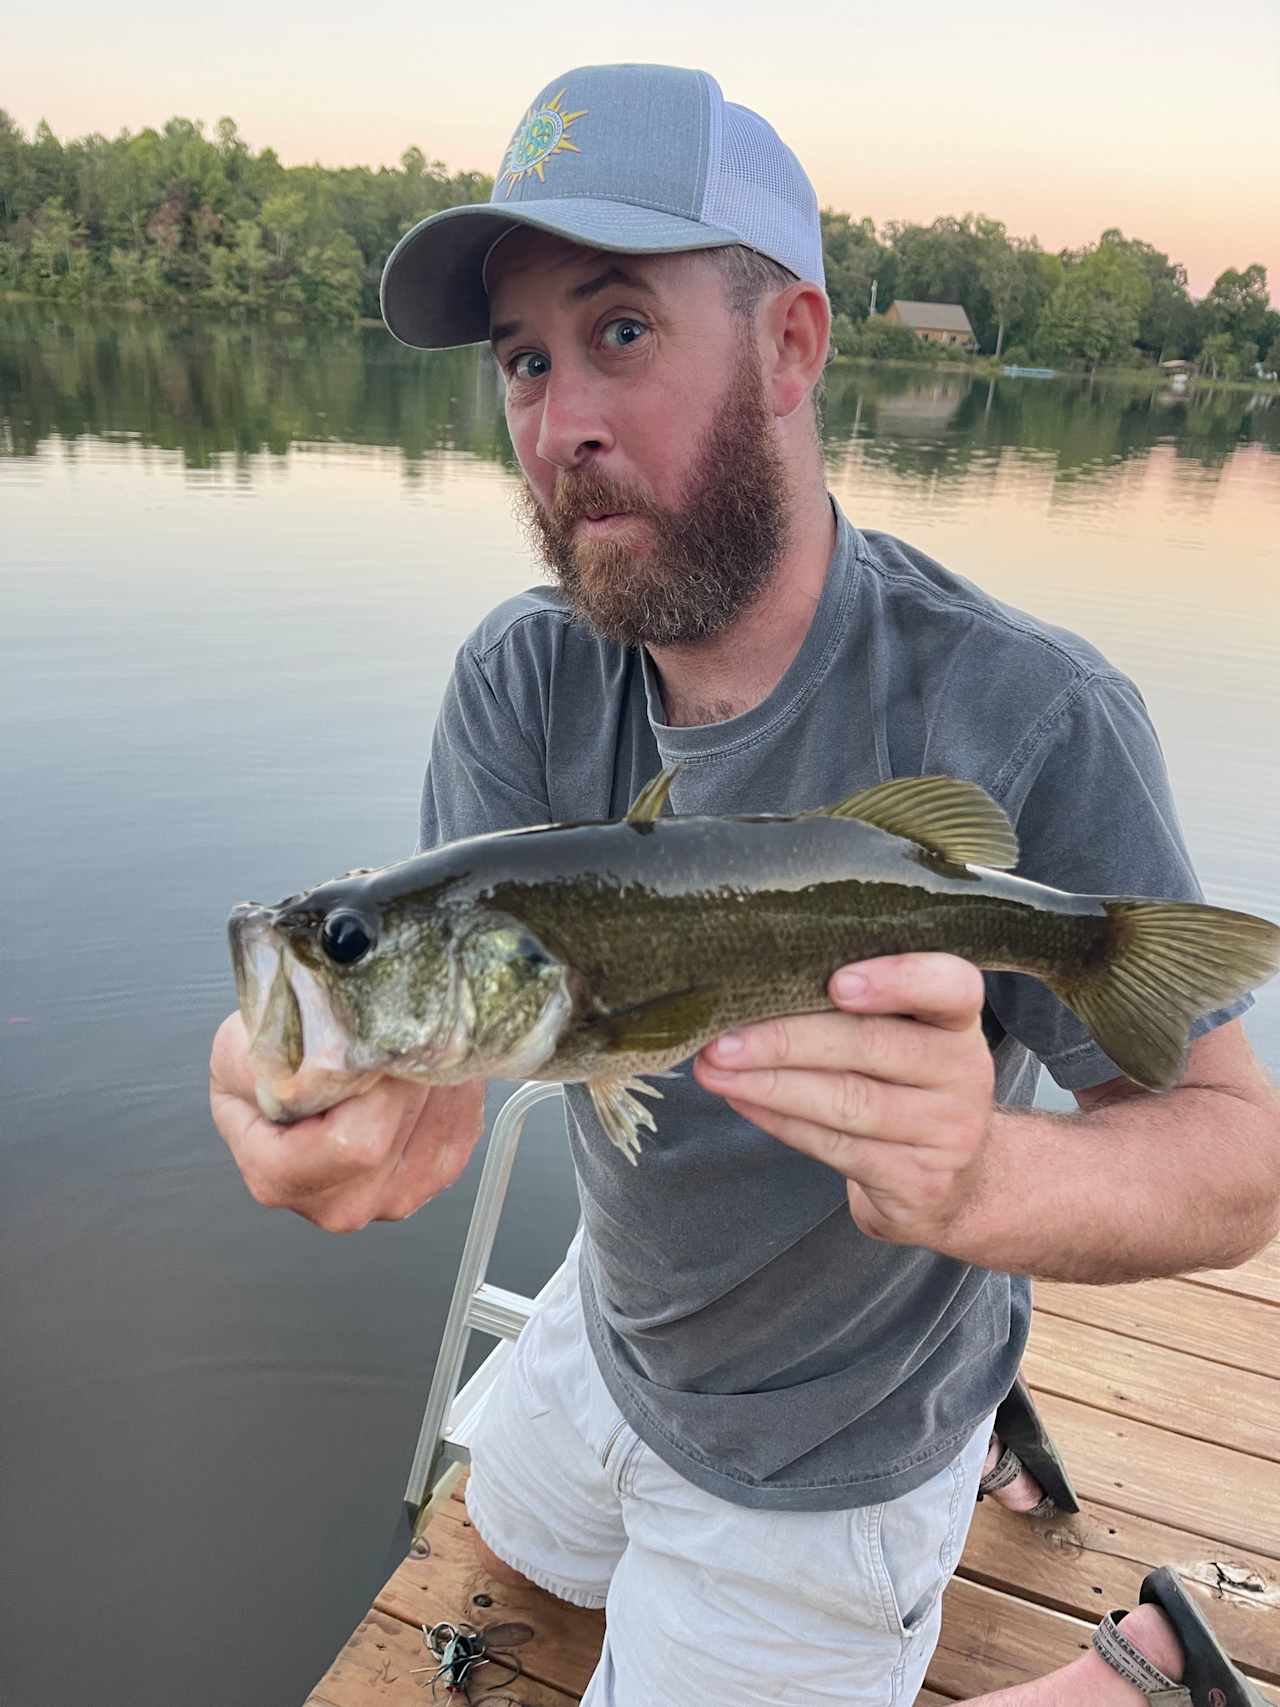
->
<box><xmin>984</xmin><ymin>671</ymin><xmax>1252</xmax><ymax>1091</ymax></box>
<box><xmin>417</xmin><ymin>642</ymin><xmax>552</xmax><ymax>853</ymax></box>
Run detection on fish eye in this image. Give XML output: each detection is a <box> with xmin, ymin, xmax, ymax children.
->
<box><xmin>321</xmin><ymin>909</ymin><xmax>376</xmax><ymax>965</ymax></box>
<box><xmin>515</xmin><ymin>931</ymin><xmax>552</xmax><ymax>968</ymax></box>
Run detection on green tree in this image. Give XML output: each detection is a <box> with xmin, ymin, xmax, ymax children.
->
<box><xmin>820</xmin><ymin>211</ymin><xmax>891</xmax><ymax>323</ymax></box>
<box><xmin>0</xmin><ymin>109</ymin><xmax>35</xmax><ymax>224</ymax></box>
<box><xmin>261</xmin><ymin>189</ymin><xmax>307</xmax><ymax>264</ymax></box>
<box><xmin>977</xmin><ymin>231</ymin><xmax>1025</xmax><ymax>359</ymax></box>
<box><xmin>882</xmin><ymin>213</ymin><xmax>992</xmax><ymax>346</ymax></box>
<box><xmin>1200</xmin><ymin>264</ymin><xmax>1271</xmax><ymax>368</ymax></box>
<box><xmin>25</xmin><ymin>197</ymin><xmax>83</xmax><ymax>284</ymax></box>
<box><xmin>27</xmin><ymin>119</ymin><xmax>71</xmax><ymax>209</ymax></box>
<box><xmin>1038</xmin><ymin>237</ymin><xmax>1151</xmax><ymax>370</ymax></box>
<box><xmin>1199</xmin><ymin>331</ymin><xmax>1238</xmax><ymax>380</ymax></box>
<box><xmin>296</xmin><ymin>231</ymin><xmax>364</xmax><ymax>321</ymax></box>
<box><xmin>1092</xmin><ymin>230</ymin><xmax>1196</xmax><ymax>360</ymax></box>
<box><xmin>232</xmin><ymin>218</ymin><xmax>272</xmax><ymax>306</ymax></box>
<box><xmin>830</xmin><ymin>314</ymin><xmax>930</xmax><ymax>362</ymax></box>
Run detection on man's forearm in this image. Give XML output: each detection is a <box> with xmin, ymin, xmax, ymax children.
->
<box><xmin>943</xmin><ymin>1087</ymin><xmax>1280</xmax><ymax>1284</ymax></box>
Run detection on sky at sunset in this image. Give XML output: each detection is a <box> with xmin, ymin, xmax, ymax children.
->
<box><xmin>8</xmin><ymin>0</ymin><xmax>1278</xmax><ymax>300</ymax></box>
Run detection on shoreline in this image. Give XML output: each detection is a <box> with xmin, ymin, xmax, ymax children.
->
<box><xmin>827</xmin><ymin>353</ymin><xmax>1280</xmax><ymax>396</ymax></box>
<box><xmin>5</xmin><ymin>296</ymin><xmax>1276</xmax><ymax>395</ymax></box>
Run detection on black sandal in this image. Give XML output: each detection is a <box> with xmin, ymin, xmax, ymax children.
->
<box><xmin>1141</xmin><ymin>1566</ymin><xmax>1268</xmax><ymax>1705</ymax></box>
<box><xmin>1093</xmin><ymin>1566</ymin><xmax>1270</xmax><ymax>1703</ymax></box>
<box><xmin>977</xmin><ymin>1376</ymin><xmax>1080</xmax><ymax>1518</ymax></box>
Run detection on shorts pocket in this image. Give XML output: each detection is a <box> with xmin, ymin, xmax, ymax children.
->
<box><xmin>508</xmin><ymin>1342</ymin><xmax>552</xmax><ymax>1420</ymax></box>
<box><xmin>600</xmin><ymin>1418</ymin><xmax>646</xmax><ymax>1497</ymax></box>
<box><xmin>871</xmin><ymin>1453</ymin><xmax>968</xmax><ymax>1640</ymax></box>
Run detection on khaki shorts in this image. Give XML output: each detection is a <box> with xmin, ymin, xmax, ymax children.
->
<box><xmin>466</xmin><ymin>1242</ymin><xmax>992</xmax><ymax>1705</ymax></box>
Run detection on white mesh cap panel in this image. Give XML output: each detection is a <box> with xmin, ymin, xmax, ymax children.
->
<box><xmin>700</xmin><ymin>102</ymin><xmax>826</xmax><ymax>289</ymax></box>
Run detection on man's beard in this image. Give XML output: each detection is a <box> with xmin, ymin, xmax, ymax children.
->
<box><xmin>514</xmin><ymin>344</ymin><xmax>788</xmax><ymax>649</ymax></box>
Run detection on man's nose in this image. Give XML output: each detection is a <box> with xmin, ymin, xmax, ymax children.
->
<box><xmin>534</xmin><ymin>368</ymin><xmax>614</xmax><ymax>470</ymax></box>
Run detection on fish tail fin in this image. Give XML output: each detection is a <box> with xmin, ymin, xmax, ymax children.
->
<box><xmin>1052</xmin><ymin>899</ymin><xmax>1280</xmax><ymax>1090</ymax></box>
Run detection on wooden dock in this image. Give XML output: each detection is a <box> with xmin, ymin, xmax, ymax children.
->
<box><xmin>307</xmin><ymin>1244</ymin><xmax>1280</xmax><ymax>1704</ymax></box>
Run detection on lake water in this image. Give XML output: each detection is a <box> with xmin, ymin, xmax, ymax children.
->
<box><xmin>3</xmin><ymin>309</ymin><xmax>1278</xmax><ymax>1707</ymax></box>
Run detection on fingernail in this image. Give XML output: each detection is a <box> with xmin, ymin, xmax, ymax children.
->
<box><xmin>833</xmin><ymin>969</ymin><xmax>868</xmax><ymax>1001</ymax></box>
<box><xmin>711</xmin><ymin>1031</ymin><xmax>745</xmax><ymax>1059</ymax></box>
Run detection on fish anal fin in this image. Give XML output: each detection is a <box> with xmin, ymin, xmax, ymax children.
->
<box><xmin>587</xmin><ymin>1075</ymin><xmax>665</xmax><ymax>1163</ymax></box>
<box><xmin>821</xmin><ymin>776</ymin><xmax>1019</xmax><ymax>871</ymax></box>
<box><xmin>624</xmin><ymin>765</ymin><xmax>679</xmax><ymax>827</ymax></box>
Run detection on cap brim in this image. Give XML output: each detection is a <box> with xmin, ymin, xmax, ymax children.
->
<box><xmin>380</xmin><ymin>199</ymin><xmax>743</xmax><ymax>350</ymax></box>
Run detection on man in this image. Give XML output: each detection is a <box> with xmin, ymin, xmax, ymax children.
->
<box><xmin>211</xmin><ymin>63</ymin><xmax>1279</xmax><ymax>1706</ymax></box>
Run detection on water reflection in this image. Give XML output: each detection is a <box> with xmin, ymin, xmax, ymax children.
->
<box><xmin>0</xmin><ymin>306</ymin><xmax>510</xmax><ymax>471</ymax></box>
<box><xmin>3</xmin><ymin>306</ymin><xmax>1276</xmax><ymax>487</ymax></box>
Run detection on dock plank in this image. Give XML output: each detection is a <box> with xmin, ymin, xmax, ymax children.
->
<box><xmin>1034</xmin><ymin>1274</ymin><xmax>1280</xmax><ymax>1380</ymax></box>
<box><xmin>928</xmin><ymin>1577</ymin><xmax>1280</xmax><ymax>1705</ymax></box>
<box><xmin>376</xmin><ymin>1503</ymin><xmax>603</xmax><ymax>1699</ymax></box>
<box><xmin>1023</xmin><ymin>1312</ymin><xmax>1280</xmax><ymax>1460</ymax></box>
<box><xmin>959</xmin><ymin>1495</ymin><xmax>1280</xmax><ymax>1681</ymax></box>
<box><xmin>306</xmin><ymin>1607</ymin><xmax>581</xmax><ymax>1706</ymax></box>
<box><xmin>1186</xmin><ymin>1241</ymin><xmax>1280</xmax><ymax>1308</ymax></box>
<box><xmin>929</xmin><ymin>1578</ymin><xmax>1093</xmax><ymax>1697</ymax></box>
<box><xmin>1027</xmin><ymin>1391</ymin><xmax>1280</xmax><ymax>1560</ymax></box>
<box><xmin>374</xmin><ymin>1507</ymin><xmax>957</xmax><ymax>1705</ymax></box>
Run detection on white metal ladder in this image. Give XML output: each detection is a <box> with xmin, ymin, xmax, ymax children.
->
<box><xmin>402</xmin><ymin>1080</ymin><xmax>566</xmax><ymax>1526</ymax></box>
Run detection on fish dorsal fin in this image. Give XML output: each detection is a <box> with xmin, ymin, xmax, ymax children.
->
<box><xmin>820</xmin><ymin>776</ymin><xmax>1019</xmax><ymax>870</ymax></box>
<box><xmin>625</xmin><ymin>765</ymin><xmax>679</xmax><ymax>825</ymax></box>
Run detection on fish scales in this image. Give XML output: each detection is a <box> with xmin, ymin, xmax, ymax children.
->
<box><xmin>477</xmin><ymin>829</ymin><xmax>1109</xmax><ymax>1082</ymax></box>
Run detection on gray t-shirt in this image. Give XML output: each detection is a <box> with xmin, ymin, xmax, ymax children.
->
<box><xmin>420</xmin><ymin>499</ymin><xmax>1245</xmax><ymax>1511</ymax></box>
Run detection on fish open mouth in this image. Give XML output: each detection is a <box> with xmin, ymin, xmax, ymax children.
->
<box><xmin>227</xmin><ymin>903</ymin><xmax>379</xmax><ymax>1122</ymax></box>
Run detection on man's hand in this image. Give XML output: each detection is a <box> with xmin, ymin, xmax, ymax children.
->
<box><xmin>693</xmin><ymin>954</ymin><xmax>994</xmax><ymax>1249</ymax></box>
<box><xmin>210</xmin><ymin>1014</ymin><xmax>486</xmax><ymax>1233</ymax></box>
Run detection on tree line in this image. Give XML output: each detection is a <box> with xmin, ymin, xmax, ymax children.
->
<box><xmin>2</xmin><ymin>113</ymin><xmax>1277</xmax><ymax>378</ymax></box>
<box><xmin>822</xmin><ymin>212</ymin><xmax>1277</xmax><ymax>379</ymax></box>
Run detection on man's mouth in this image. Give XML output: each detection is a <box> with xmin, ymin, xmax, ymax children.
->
<box><xmin>576</xmin><ymin>510</ymin><xmax>636</xmax><ymax>532</ymax></box>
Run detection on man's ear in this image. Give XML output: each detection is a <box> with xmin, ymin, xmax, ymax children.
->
<box><xmin>762</xmin><ymin>282</ymin><xmax>831</xmax><ymax>419</ymax></box>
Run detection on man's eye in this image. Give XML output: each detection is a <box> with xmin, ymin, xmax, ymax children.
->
<box><xmin>601</xmin><ymin>319</ymin><xmax>648</xmax><ymax>351</ymax></box>
<box><xmin>511</xmin><ymin>351</ymin><xmax>550</xmax><ymax>380</ymax></box>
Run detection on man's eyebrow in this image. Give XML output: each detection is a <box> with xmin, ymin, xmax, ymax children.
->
<box><xmin>569</xmin><ymin>265</ymin><xmax>655</xmax><ymax>303</ymax></box>
<box><xmin>489</xmin><ymin>266</ymin><xmax>656</xmax><ymax>347</ymax></box>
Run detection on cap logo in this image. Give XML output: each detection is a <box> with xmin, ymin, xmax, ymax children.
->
<box><xmin>501</xmin><ymin>89</ymin><xmax>588</xmax><ymax>196</ymax></box>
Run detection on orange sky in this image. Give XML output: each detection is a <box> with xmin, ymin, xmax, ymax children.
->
<box><xmin>9</xmin><ymin>0</ymin><xmax>1278</xmax><ymax>300</ymax></box>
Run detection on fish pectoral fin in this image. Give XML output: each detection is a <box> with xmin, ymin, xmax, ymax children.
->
<box><xmin>587</xmin><ymin>1075</ymin><xmax>664</xmax><ymax>1164</ymax></box>
<box><xmin>624</xmin><ymin>764</ymin><xmax>679</xmax><ymax>826</ymax></box>
<box><xmin>817</xmin><ymin>776</ymin><xmax>1019</xmax><ymax>871</ymax></box>
<box><xmin>592</xmin><ymin>988</ymin><xmax>718</xmax><ymax>1053</ymax></box>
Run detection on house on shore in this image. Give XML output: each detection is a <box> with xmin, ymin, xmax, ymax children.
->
<box><xmin>884</xmin><ymin>300</ymin><xmax>977</xmax><ymax>350</ymax></box>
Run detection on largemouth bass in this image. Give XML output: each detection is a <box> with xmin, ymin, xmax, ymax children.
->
<box><xmin>228</xmin><ymin>772</ymin><xmax>1280</xmax><ymax>1160</ymax></box>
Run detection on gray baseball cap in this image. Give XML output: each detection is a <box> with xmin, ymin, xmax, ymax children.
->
<box><xmin>380</xmin><ymin>63</ymin><xmax>825</xmax><ymax>350</ymax></box>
